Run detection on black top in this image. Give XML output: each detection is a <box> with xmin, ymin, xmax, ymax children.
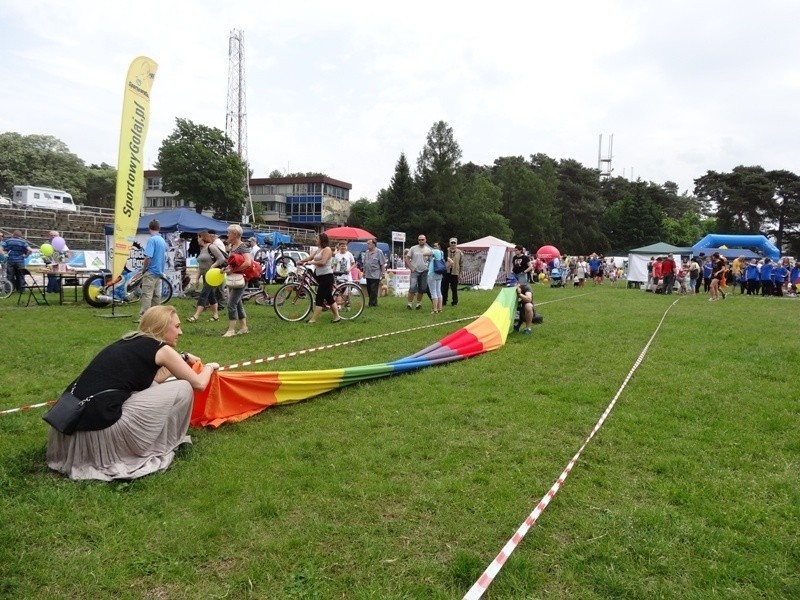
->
<box><xmin>69</xmin><ymin>336</ymin><xmax>164</xmax><ymax>431</ymax></box>
<box><xmin>512</xmin><ymin>255</ymin><xmax>530</xmax><ymax>274</ymax></box>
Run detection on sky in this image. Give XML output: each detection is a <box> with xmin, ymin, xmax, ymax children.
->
<box><xmin>1</xmin><ymin>0</ymin><xmax>799</xmax><ymax>201</ymax></box>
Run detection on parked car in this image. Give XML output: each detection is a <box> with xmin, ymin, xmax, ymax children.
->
<box><xmin>0</xmin><ymin>196</ymin><xmax>11</xmax><ymax>207</ymax></box>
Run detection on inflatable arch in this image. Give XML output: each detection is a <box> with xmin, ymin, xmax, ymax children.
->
<box><xmin>692</xmin><ymin>234</ymin><xmax>780</xmax><ymax>261</ymax></box>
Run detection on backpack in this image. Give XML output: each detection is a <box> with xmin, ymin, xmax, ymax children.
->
<box><xmin>243</xmin><ymin>259</ymin><xmax>262</xmax><ymax>281</ymax></box>
<box><xmin>433</xmin><ymin>257</ymin><xmax>447</xmax><ymax>275</ymax></box>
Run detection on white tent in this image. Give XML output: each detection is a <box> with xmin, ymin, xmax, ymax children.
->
<box><xmin>626</xmin><ymin>242</ymin><xmax>691</xmax><ymax>288</ymax></box>
<box><xmin>457</xmin><ymin>235</ymin><xmax>516</xmax><ymax>287</ymax></box>
<box><xmin>457</xmin><ymin>235</ymin><xmax>516</xmax><ymax>250</ymax></box>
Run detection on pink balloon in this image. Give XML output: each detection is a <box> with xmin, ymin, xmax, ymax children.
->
<box><xmin>51</xmin><ymin>236</ymin><xmax>67</xmax><ymax>251</ymax></box>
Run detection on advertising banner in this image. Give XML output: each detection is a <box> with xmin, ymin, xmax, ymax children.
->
<box><xmin>112</xmin><ymin>56</ymin><xmax>158</xmax><ymax>279</ymax></box>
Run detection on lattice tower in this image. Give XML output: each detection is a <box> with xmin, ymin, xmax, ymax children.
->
<box><xmin>226</xmin><ymin>29</ymin><xmax>254</xmax><ymax>222</ymax></box>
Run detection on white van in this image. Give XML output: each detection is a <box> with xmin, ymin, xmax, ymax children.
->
<box><xmin>12</xmin><ymin>185</ymin><xmax>77</xmax><ymax>212</ymax></box>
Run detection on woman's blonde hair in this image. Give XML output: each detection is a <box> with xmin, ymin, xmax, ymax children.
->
<box><xmin>227</xmin><ymin>224</ymin><xmax>243</xmax><ymax>239</ymax></box>
<box><xmin>123</xmin><ymin>305</ymin><xmax>177</xmax><ymax>342</ymax></box>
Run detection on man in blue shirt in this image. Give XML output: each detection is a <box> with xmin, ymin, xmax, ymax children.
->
<box><xmin>1</xmin><ymin>230</ymin><xmax>32</xmax><ymax>292</ymax></box>
<box><xmin>137</xmin><ymin>219</ymin><xmax>167</xmax><ymax>321</ymax></box>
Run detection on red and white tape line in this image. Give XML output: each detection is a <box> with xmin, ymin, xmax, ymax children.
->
<box><xmin>0</xmin><ymin>293</ymin><xmax>588</xmax><ymax>416</ymax></box>
<box><xmin>462</xmin><ymin>298</ymin><xmax>680</xmax><ymax>600</ymax></box>
<box><xmin>1</xmin><ymin>315</ymin><xmax>478</xmax><ymax>416</ymax></box>
<box><xmin>217</xmin><ymin>315</ymin><xmax>475</xmax><ymax>371</ymax></box>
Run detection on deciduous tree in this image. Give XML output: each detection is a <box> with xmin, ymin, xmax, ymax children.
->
<box><xmin>156</xmin><ymin>118</ymin><xmax>246</xmax><ymax>220</ymax></box>
<box><xmin>0</xmin><ymin>132</ymin><xmax>86</xmax><ymax>201</ymax></box>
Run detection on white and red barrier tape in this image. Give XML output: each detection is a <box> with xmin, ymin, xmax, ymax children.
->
<box><xmin>0</xmin><ymin>293</ymin><xmax>588</xmax><ymax>416</ymax></box>
<box><xmin>0</xmin><ymin>315</ymin><xmax>480</xmax><ymax>416</ymax></box>
<box><xmin>462</xmin><ymin>297</ymin><xmax>680</xmax><ymax>600</ymax></box>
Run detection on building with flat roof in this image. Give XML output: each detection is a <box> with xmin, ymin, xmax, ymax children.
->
<box><xmin>142</xmin><ymin>171</ymin><xmax>352</xmax><ymax>229</ymax></box>
<box><xmin>249</xmin><ymin>175</ymin><xmax>351</xmax><ymax>228</ymax></box>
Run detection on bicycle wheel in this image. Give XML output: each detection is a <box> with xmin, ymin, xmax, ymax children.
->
<box><xmin>254</xmin><ymin>285</ymin><xmax>273</xmax><ymax>305</ymax></box>
<box><xmin>273</xmin><ymin>283</ymin><xmax>313</xmax><ymax>322</ymax></box>
<box><xmin>334</xmin><ymin>282</ymin><xmax>365</xmax><ymax>320</ymax></box>
<box><xmin>0</xmin><ymin>278</ymin><xmax>13</xmax><ymax>299</ymax></box>
<box><xmin>82</xmin><ymin>274</ymin><xmax>114</xmax><ymax>308</ymax></box>
<box><xmin>159</xmin><ymin>276</ymin><xmax>173</xmax><ymax>304</ymax></box>
<box><xmin>274</xmin><ymin>256</ymin><xmax>296</xmax><ymax>282</ymax></box>
<box><xmin>129</xmin><ymin>275</ymin><xmax>173</xmax><ymax>304</ymax></box>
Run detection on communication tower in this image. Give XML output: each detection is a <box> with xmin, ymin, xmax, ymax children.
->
<box><xmin>226</xmin><ymin>29</ymin><xmax>255</xmax><ymax>223</ymax></box>
<box><xmin>598</xmin><ymin>134</ymin><xmax>613</xmax><ymax>180</ymax></box>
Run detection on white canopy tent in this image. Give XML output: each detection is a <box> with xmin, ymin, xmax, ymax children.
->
<box><xmin>457</xmin><ymin>235</ymin><xmax>516</xmax><ymax>288</ymax></box>
<box><xmin>627</xmin><ymin>242</ymin><xmax>692</xmax><ymax>287</ymax></box>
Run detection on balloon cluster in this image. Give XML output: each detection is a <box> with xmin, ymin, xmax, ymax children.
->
<box><xmin>39</xmin><ymin>236</ymin><xmax>67</xmax><ymax>257</ymax></box>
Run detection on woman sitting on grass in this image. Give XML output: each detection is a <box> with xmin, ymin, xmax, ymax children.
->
<box><xmin>47</xmin><ymin>305</ymin><xmax>220</xmax><ymax>481</ymax></box>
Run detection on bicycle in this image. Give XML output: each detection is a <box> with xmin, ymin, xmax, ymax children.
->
<box><xmin>241</xmin><ymin>280</ymin><xmax>273</xmax><ymax>306</ymax></box>
<box><xmin>82</xmin><ymin>268</ymin><xmax>173</xmax><ymax>308</ymax></box>
<box><xmin>273</xmin><ymin>266</ymin><xmax>364</xmax><ymax>322</ymax></box>
<box><xmin>0</xmin><ymin>263</ymin><xmax>12</xmax><ymax>299</ymax></box>
<box><xmin>254</xmin><ymin>243</ymin><xmax>299</xmax><ymax>284</ymax></box>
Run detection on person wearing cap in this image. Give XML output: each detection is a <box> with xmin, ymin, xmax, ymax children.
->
<box><xmin>442</xmin><ymin>237</ymin><xmax>464</xmax><ymax>306</ymax></box>
<box><xmin>247</xmin><ymin>236</ymin><xmax>259</xmax><ymax>259</ymax></box>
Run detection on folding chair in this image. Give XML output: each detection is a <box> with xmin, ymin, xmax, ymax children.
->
<box><xmin>17</xmin><ymin>268</ymin><xmax>49</xmax><ymax>306</ymax></box>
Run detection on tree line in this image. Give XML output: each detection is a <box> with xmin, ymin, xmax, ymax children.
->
<box><xmin>350</xmin><ymin>121</ymin><xmax>800</xmax><ymax>257</ymax></box>
<box><xmin>2</xmin><ymin>121</ymin><xmax>798</xmax><ymax>256</ymax></box>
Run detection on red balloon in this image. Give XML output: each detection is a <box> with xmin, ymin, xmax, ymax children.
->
<box><xmin>537</xmin><ymin>245</ymin><xmax>561</xmax><ymax>260</ymax></box>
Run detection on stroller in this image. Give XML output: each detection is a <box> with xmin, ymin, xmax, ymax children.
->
<box><xmin>549</xmin><ymin>267</ymin><xmax>565</xmax><ymax>288</ymax></box>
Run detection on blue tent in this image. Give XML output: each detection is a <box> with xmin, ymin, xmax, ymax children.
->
<box><xmin>104</xmin><ymin>208</ymin><xmax>254</xmax><ymax>237</ymax></box>
<box><xmin>255</xmin><ymin>231</ymin><xmax>292</xmax><ymax>247</ymax></box>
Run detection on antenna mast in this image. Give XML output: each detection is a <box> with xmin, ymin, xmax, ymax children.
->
<box><xmin>226</xmin><ymin>29</ymin><xmax>254</xmax><ymax>223</ymax></box>
<box><xmin>598</xmin><ymin>133</ymin><xmax>614</xmax><ymax>180</ymax></box>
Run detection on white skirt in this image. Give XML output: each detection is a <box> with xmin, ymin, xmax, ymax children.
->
<box><xmin>46</xmin><ymin>380</ymin><xmax>193</xmax><ymax>481</ymax></box>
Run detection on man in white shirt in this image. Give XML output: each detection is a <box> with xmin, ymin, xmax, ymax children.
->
<box><xmin>404</xmin><ymin>234</ymin><xmax>432</xmax><ymax>309</ymax></box>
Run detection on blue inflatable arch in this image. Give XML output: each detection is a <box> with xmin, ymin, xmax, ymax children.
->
<box><xmin>693</xmin><ymin>234</ymin><xmax>780</xmax><ymax>261</ymax></box>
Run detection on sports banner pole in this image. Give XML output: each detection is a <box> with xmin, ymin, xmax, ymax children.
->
<box><xmin>101</xmin><ymin>56</ymin><xmax>157</xmax><ymax>318</ymax></box>
<box><xmin>112</xmin><ymin>56</ymin><xmax>158</xmax><ymax>280</ymax></box>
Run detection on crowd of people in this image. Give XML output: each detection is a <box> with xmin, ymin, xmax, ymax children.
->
<box><xmin>31</xmin><ymin>229</ymin><xmax>798</xmax><ymax>483</ymax></box>
<box><xmin>644</xmin><ymin>253</ymin><xmax>799</xmax><ymax>299</ymax></box>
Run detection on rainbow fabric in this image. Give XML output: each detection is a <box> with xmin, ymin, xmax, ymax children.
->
<box><xmin>190</xmin><ymin>287</ymin><xmax>517</xmax><ymax>428</ymax></box>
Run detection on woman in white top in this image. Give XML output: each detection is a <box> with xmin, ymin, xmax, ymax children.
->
<box><xmin>299</xmin><ymin>232</ymin><xmax>341</xmax><ymax>324</ymax></box>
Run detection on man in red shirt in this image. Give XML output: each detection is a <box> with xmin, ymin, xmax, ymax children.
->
<box><xmin>660</xmin><ymin>253</ymin><xmax>677</xmax><ymax>294</ymax></box>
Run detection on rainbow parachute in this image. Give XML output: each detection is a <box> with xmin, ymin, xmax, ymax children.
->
<box><xmin>191</xmin><ymin>287</ymin><xmax>516</xmax><ymax>428</ymax></box>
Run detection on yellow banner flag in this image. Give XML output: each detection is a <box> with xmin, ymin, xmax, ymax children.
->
<box><xmin>112</xmin><ymin>56</ymin><xmax>158</xmax><ymax>279</ymax></box>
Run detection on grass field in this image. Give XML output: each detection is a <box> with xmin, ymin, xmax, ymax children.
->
<box><xmin>1</xmin><ymin>283</ymin><xmax>798</xmax><ymax>599</ymax></box>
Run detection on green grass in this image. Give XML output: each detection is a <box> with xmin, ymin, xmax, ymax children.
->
<box><xmin>1</xmin><ymin>284</ymin><xmax>799</xmax><ymax>599</ymax></box>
